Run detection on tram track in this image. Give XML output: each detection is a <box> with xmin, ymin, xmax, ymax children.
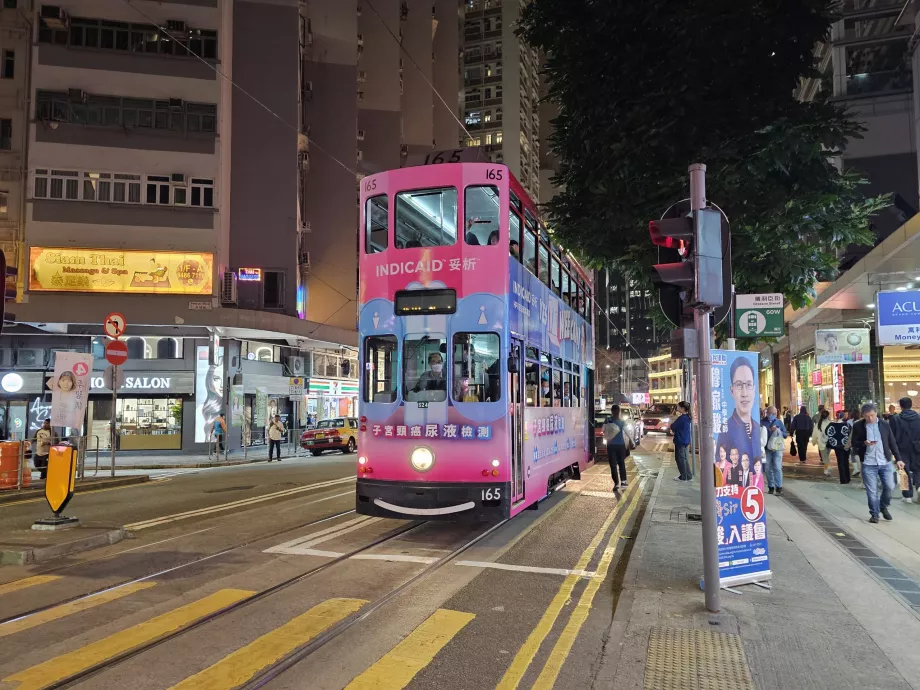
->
<box><xmin>37</xmin><ymin>518</ymin><xmax>432</xmax><ymax>690</ymax></box>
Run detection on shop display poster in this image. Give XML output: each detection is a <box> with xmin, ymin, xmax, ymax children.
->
<box><xmin>230</xmin><ymin>385</ymin><xmax>244</xmax><ymax>427</ymax></box>
<box><xmin>49</xmin><ymin>352</ymin><xmax>93</xmax><ymax>429</ymax></box>
<box><xmin>815</xmin><ymin>328</ymin><xmax>870</xmax><ymax>364</ymax></box>
<box><xmin>195</xmin><ymin>345</ymin><xmax>224</xmax><ymax>443</ymax></box>
<box><xmin>711</xmin><ymin>350</ymin><xmax>772</xmax><ymax>587</ymax></box>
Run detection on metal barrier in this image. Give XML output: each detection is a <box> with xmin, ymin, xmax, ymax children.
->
<box><xmin>9</xmin><ymin>435</ymin><xmax>100</xmax><ymax>490</ymax></box>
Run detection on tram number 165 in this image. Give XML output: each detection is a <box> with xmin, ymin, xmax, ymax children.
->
<box><xmin>481</xmin><ymin>487</ymin><xmax>502</xmax><ymax>501</ymax></box>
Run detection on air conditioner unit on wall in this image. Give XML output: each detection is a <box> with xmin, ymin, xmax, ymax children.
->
<box><xmin>286</xmin><ymin>356</ymin><xmax>305</xmax><ymax>376</ymax></box>
<box><xmin>15</xmin><ymin>348</ymin><xmax>44</xmax><ymax>368</ymax></box>
<box><xmin>166</xmin><ymin>20</ymin><xmax>187</xmax><ymax>33</ymax></box>
<box><xmin>220</xmin><ymin>271</ymin><xmax>237</xmax><ymax>306</ymax></box>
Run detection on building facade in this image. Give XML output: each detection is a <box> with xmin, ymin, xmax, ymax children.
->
<box><xmin>461</xmin><ymin>0</ymin><xmax>540</xmax><ymax>198</ymax></box>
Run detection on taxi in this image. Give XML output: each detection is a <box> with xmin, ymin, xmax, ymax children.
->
<box><xmin>300</xmin><ymin>417</ymin><xmax>359</xmax><ymax>456</ymax></box>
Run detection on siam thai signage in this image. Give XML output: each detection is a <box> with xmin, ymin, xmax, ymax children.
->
<box><xmin>29</xmin><ymin>247</ymin><xmax>213</xmax><ymax>295</ymax></box>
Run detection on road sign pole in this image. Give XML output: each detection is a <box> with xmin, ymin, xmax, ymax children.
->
<box><xmin>689</xmin><ymin>163</ymin><xmax>721</xmax><ymax>613</ymax></box>
<box><xmin>110</xmin><ymin>364</ymin><xmax>117</xmax><ymax>477</ymax></box>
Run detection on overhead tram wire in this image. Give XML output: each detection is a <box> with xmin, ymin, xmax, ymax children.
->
<box><xmin>118</xmin><ymin>0</ymin><xmax>358</xmax><ymax>179</ymax></box>
<box><xmin>363</xmin><ymin>0</ymin><xmax>475</xmax><ymax>142</ymax></box>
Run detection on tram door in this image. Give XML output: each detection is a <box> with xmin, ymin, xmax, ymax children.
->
<box><xmin>510</xmin><ymin>340</ymin><xmax>525</xmax><ymax>502</ymax></box>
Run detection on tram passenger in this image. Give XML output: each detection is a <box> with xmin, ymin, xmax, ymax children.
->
<box><xmin>454</xmin><ymin>376</ymin><xmax>480</xmax><ymax>402</ymax></box>
<box><xmin>410</xmin><ymin>353</ymin><xmax>447</xmax><ymax>395</ymax></box>
<box><xmin>540</xmin><ymin>377</ymin><xmax>551</xmax><ymax>406</ymax></box>
<box><xmin>510</xmin><ymin>240</ymin><xmax>520</xmax><ymax>258</ymax></box>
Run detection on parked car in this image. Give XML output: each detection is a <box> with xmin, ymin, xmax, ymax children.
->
<box><xmin>593</xmin><ymin>405</ymin><xmax>642</xmax><ymax>456</ymax></box>
<box><xmin>300</xmin><ymin>417</ymin><xmax>358</xmax><ymax>456</ymax></box>
<box><xmin>642</xmin><ymin>403</ymin><xmax>677</xmax><ymax>435</ymax></box>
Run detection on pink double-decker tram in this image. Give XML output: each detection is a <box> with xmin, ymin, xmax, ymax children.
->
<box><xmin>356</xmin><ymin>156</ymin><xmax>595</xmax><ymax>520</ymax></box>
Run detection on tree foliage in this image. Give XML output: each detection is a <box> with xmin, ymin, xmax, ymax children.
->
<box><xmin>519</xmin><ymin>0</ymin><xmax>889</xmax><ymax>310</ymax></box>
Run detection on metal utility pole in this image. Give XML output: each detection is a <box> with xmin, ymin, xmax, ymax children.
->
<box><xmin>110</xmin><ymin>364</ymin><xmax>117</xmax><ymax>477</ymax></box>
<box><xmin>690</xmin><ymin>163</ymin><xmax>721</xmax><ymax>613</ymax></box>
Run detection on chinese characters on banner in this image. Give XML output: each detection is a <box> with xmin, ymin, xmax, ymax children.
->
<box><xmin>371</xmin><ymin>423</ymin><xmax>492</xmax><ymax>440</ymax></box>
<box><xmin>711</xmin><ymin>350</ymin><xmax>772</xmax><ymax>587</ymax></box>
<box><xmin>49</xmin><ymin>352</ymin><xmax>93</xmax><ymax>428</ymax></box>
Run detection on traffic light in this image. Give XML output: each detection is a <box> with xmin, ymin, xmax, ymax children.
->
<box><xmin>0</xmin><ymin>250</ymin><xmax>17</xmax><ymax>332</ymax></box>
<box><xmin>649</xmin><ymin>208</ymin><xmax>727</xmax><ymax>327</ymax></box>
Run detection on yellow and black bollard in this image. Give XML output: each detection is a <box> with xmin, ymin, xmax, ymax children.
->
<box><xmin>32</xmin><ymin>444</ymin><xmax>79</xmax><ymax>530</ymax></box>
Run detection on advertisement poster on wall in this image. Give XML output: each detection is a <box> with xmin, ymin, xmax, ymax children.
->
<box><xmin>254</xmin><ymin>388</ymin><xmax>267</xmax><ymax>428</ymax></box>
<box><xmin>710</xmin><ymin>350</ymin><xmax>772</xmax><ymax>587</ymax></box>
<box><xmin>49</xmin><ymin>352</ymin><xmax>93</xmax><ymax>429</ymax></box>
<box><xmin>877</xmin><ymin>290</ymin><xmax>920</xmax><ymax>346</ymax></box>
<box><xmin>230</xmin><ymin>385</ymin><xmax>244</xmax><ymax>427</ymax></box>
<box><xmin>815</xmin><ymin>328</ymin><xmax>871</xmax><ymax>365</ymax></box>
<box><xmin>195</xmin><ymin>346</ymin><xmax>224</xmax><ymax>443</ymax></box>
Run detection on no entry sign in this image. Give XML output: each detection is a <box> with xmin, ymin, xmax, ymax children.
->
<box><xmin>104</xmin><ymin>339</ymin><xmax>129</xmax><ymax>366</ymax></box>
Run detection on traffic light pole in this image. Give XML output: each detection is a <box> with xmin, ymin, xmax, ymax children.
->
<box><xmin>690</xmin><ymin>163</ymin><xmax>721</xmax><ymax>613</ymax></box>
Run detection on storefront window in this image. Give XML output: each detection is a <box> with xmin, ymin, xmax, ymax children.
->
<box><xmin>108</xmin><ymin>336</ymin><xmax>183</xmax><ymax>360</ymax></box>
<box><xmin>89</xmin><ymin>397</ymin><xmax>183</xmax><ymax>450</ymax></box>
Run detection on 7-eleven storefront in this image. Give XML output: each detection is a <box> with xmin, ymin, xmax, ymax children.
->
<box><xmin>307</xmin><ymin>378</ymin><xmax>360</xmax><ymax>420</ymax></box>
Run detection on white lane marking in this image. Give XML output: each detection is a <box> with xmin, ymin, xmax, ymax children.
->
<box><xmin>263</xmin><ymin>516</ymin><xmax>376</xmax><ymax>553</ymax></box>
<box><xmin>454</xmin><ymin>560</ymin><xmax>598</xmax><ymax>578</ymax></box>
<box><xmin>373</xmin><ymin>498</ymin><xmax>475</xmax><ymax>516</ymax></box>
<box><xmin>110</xmin><ymin>527</ymin><xmax>218</xmax><ymax>554</ymax></box>
<box><xmin>277</xmin><ymin>490</ymin><xmax>356</xmax><ymax>513</ymax></box>
<box><xmin>124</xmin><ymin>476</ymin><xmax>356</xmax><ymax>530</ymax></box>
<box><xmin>265</xmin><ymin>547</ymin><xmax>439</xmax><ymax>564</ymax></box>
<box><xmin>582</xmin><ymin>490</ymin><xmax>618</xmax><ymax>499</ymax></box>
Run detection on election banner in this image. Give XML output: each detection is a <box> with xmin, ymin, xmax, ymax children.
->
<box><xmin>49</xmin><ymin>352</ymin><xmax>93</xmax><ymax>429</ymax></box>
<box><xmin>710</xmin><ymin>350</ymin><xmax>772</xmax><ymax>587</ymax></box>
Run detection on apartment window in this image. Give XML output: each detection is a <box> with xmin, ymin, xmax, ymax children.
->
<box><xmin>1</xmin><ymin>51</ymin><xmax>13</xmax><ymax>79</ymax></box>
<box><xmin>114</xmin><ymin>173</ymin><xmax>142</xmax><ymax>203</ymax></box>
<box><xmin>0</xmin><ymin>119</ymin><xmax>10</xmax><ymax>151</ymax></box>
<box><xmin>484</xmin><ymin>88</ymin><xmax>492</xmax><ymax>99</ymax></box>
<box><xmin>146</xmin><ymin>175</ymin><xmax>171</xmax><ymax>205</ymax></box>
<box><xmin>263</xmin><ymin>271</ymin><xmax>285</xmax><ymax>309</ymax></box>
<box><xmin>3</xmin><ymin>0</ymin><xmax>15</xmax><ymax>7</ymax></box>
<box><xmin>495</xmin><ymin>131</ymin><xmax>503</xmax><ymax>144</ymax></box>
<box><xmin>37</xmin><ymin>169</ymin><xmax>79</xmax><ymax>200</ymax></box>
<box><xmin>36</xmin><ymin>91</ymin><xmax>216</xmax><ymax>135</ymax></box>
<box><xmin>41</xmin><ymin>17</ymin><xmax>218</xmax><ymax>59</ymax></box>
<box><xmin>0</xmin><ymin>190</ymin><xmax>8</xmax><ymax>215</ymax></box>
<box><xmin>190</xmin><ymin>178</ymin><xmax>214</xmax><ymax>207</ymax></box>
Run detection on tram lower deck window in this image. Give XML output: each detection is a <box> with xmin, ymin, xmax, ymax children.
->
<box><xmin>404</xmin><ymin>335</ymin><xmax>447</xmax><ymax>402</ymax></box>
<box><xmin>452</xmin><ymin>332</ymin><xmax>500</xmax><ymax>402</ymax></box>
<box><xmin>364</xmin><ymin>335</ymin><xmax>398</xmax><ymax>403</ymax></box>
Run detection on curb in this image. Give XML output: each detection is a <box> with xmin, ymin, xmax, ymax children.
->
<box><xmin>0</xmin><ymin>475</ymin><xmax>150</xmax><ymax>505</ymax></box>
<box><xmin>0</xmin><ymin>527</ymin><xmax>127</xmax><ymax>565</ymax></box>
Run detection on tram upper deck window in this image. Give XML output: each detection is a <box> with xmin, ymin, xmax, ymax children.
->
<box><xmin>561</xmin><ymin>270</ymin><xmax>571</xmax><ymax>307</ymax></box>
<box><xmin>452</xmin><ymin>332</ymin><xmax>500</xmax><ymax>402</ymax></box>
<box><xmin>404</xmin><ymin>335</ymin><xmax>447</xmax><ymax>402</ymax></box>
<box><xmin>364</xmin><ymin>335</ymin><xmax>398</xmax><ymax>403</ymax></box>
<box><xmin>523</xmin><ymin>228</ymin><xmax>537</xmax><ymax>275</ymax></box>
<box><xmin>395</xmin><ymin>187</ymin><xmax>457</xmax><ymax>248</ymax></box>
<box><xmin>509</xmin><ymin>210</ymin><xmax>521</xmax><ymax>261</ymax></box>
<box><xmin>538</xmin><ymin>244</ymin><xmax>549</xmax><ymax>286</ymax></box>
<box><xmin>464</xmin><ymin>185</ymin><xmax>500</xmax><ymax>246</ymax></box>
<box><xmin>550</xmin><ymin>256</ymin><xmax>561</xmax><ymax>296</ymax></box>
<box><xmin>365</xmin><ymin>195</ymin><xmax>388</xmax><ymax>254</ymax></box>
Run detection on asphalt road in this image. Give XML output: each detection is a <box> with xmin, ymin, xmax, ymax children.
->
<box><xmin>0</xmin><ymin>440</ymin><xmax>666</xmax><ymax>690</ymax></box>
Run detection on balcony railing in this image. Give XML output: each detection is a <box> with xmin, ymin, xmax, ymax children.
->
<box><xmin>840</xmin><ymin>0</ymin><xmax>904</xmax><ymax>13</ymax></box>
<box><xmin>844</xmin><ymin>68</ymin><xmax>912</xmax><ymax>97</ymax></box>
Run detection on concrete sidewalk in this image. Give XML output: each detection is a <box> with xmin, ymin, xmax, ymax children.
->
<box><xmin>598</xmin><ymin>464</ymin><xmax>920</xmax><ymax>689</ymax></box>
<box><xmin>78</xmin><ymin>441</ymin><xmax>324</xmax><ymax>470</ymax></box>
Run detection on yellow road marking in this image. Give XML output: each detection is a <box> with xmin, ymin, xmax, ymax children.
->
<box><xmin>345</xmin><ymin>609</ymin><xmax>475</xmax><ymax>689</ymax></box>
<box><xmin>168</xmin><ymin>598</ymin><xmax>367</xmax><ymax>690</ymax></box>
<box><xmin>531</xmin><ymin>486</ymin><xmax>644</xmax><ymax>689</ymax></box>
<box><xmin>3</xmin><ymin>588</ymin><xmax>254</xmax><ymax>690</ymax></box>
<box><xmin>0</xmin><ymin>480</ymin><xmax>161</xmax><ymax>508</ymax></box>
<box><xmin>0</xmin><ymin>575</ymin><xmax>61</xmax><ymax>597</ymax></box>
<box><xmin>0</xmin><ymin>582</ymin><xmax>156</xmax><ymax>639</ymax></box>
<box><xmin>496</xmin><ymin>482</ymin><xmax>640</xmax><ymax>690</ymax></box>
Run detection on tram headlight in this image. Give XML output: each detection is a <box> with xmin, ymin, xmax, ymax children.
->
<box><xmin>410</xmin><ymin>447</ymin><xmax>434</xmax><ymax>472</ymax></box>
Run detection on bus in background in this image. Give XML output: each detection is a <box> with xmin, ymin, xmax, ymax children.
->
<box><xmin>356</xmin><ymin>155</ymin><xmax>594</xmax><ymax>520</ymax></box>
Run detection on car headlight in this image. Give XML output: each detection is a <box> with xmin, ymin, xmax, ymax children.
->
<box><xmin>603</xmin><ymin>439</ymin><xmax>607</xmax><ymax>445</ymax></box>
<box><xmin>410</xmin><ymin>447</ymin><xmax>434</xmax><ymax>471</ymax></box>
<box><xmin>661</xmin><ymin>417</ymin><xmax>670</xmax><ymax>423</ymax></box>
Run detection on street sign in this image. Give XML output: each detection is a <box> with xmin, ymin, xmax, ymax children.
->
<box><xmin>103</xmin><ymin>312</ymin><xmax>127</xmax><ymax>339</ymax></box>
<box><xmin>735</xmin><ymin>293</ymin><xmax>784</xmax><ymax>338</ymax></box>
<box><xmin>290</xmin><ymin>376</ymin><xmax>305</xmax><ymax>396</ymax></box>
<box><xmin>104</xmin><ymin>339</ymin><xmax>129</xmax><ymax>366</ymax></box>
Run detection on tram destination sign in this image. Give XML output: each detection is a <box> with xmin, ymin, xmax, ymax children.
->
<box><xmin>734</xmin><ymin>294</ymin><xmax>784</xmax><ymax>338</ymax></box>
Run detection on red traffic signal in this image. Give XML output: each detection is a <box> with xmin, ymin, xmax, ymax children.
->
<box><xmin>649</xmin><ymin>217</ymin><xmax>693</xmax><ymax>257</ymax></box>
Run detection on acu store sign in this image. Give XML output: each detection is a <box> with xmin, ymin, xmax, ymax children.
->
<box><xmin>877</xmin><ymin>290</ymin><xmax>920</xmax><ymax>345</ymax></box>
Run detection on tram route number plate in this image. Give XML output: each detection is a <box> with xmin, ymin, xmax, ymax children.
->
<box><xmin>481</xmin><ymin>487</ymin><xmax>502</xmax><ymax>501</ymax></box>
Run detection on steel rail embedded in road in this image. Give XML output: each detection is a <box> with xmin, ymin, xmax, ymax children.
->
<box><xmin>37</xmin><ymin>519</ymin><xmax>429</xmax><ymax>690</ymax></box>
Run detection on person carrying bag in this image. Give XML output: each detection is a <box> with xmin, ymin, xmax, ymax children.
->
<box><xmin>603</xmin><ymin>405</ymin><xmax>629</xmax><ymax>490</ymax></box>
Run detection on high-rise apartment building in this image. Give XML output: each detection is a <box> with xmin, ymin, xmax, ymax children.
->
<box><xmin>461</xmin><ymin>0</ymin><xmax>540</xmax><ymax>199</ymax></box>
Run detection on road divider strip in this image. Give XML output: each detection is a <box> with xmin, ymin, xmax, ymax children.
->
<box><xmin>124</xmin><ymin>476</ymin><xmax>356</xmax><ymax>531</ymax></box>
<box><xmin>0</xmin><ymin>575</ymin><xmax>62</xmax><ymax>597</ymax></box>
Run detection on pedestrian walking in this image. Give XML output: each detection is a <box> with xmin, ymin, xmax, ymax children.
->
<box><xmin>825</xmin><ymin>413</ymin><xmax>852</xmax><ymax>484</ymax></box>
<box><xmin>670</xmin><ymin>401</ymin><xmax>692</xmax><ymax>481</ymax></box>
<box><xmin>813</xmin><ymin>409</ymin><xmax>832</xmax><ymax>475</ymax></box>
<box><xmin>603</xmin><ymin>405</ymin><xmax>629</xmax><ymax>489</ymax></box>
<box><xmin>851</xmin><ymin>403</ymin><xmax>903</xmax><ymax>523</ymax></box>
<box><xmin>33</xmin><ymin>419</ymin><xmax>53</xmax><ymax>480</ymax></box>
<box><xmin>812</xmin><ymin>404</ymin><xmax>826</xmax><ymax>428</ymax></box>
<box><xmin>847</xmin><ymin>407</ymin><xmax>861</xmax><ymax>478</ymax></box>
<box><xmin>889</xmin><ymin>397</ymin><xmax>920</xmax><ymax>503</ymax></box>
<box><xmin>761</xmin><ymin>406</ymin><xmax>787</xmax><ymax>495</ymax></box>
<box><xmin>267</xmin><ymin>415</ymin><xmax>285</xmax><ymax>462</ymax></box>
<box><xmin>791</xmin><ymin>406</ymin><xmax>814</xmax><ymax>463</ymax></box>
<box><xmin>783</xmin><ymin>406</ymin><xmax>792</xmax><ymax>431</ymax></box>
<box><xmin>211</xmin><ymin>413</ymin><xmax>226</xmax><ymax>454</ymax></box>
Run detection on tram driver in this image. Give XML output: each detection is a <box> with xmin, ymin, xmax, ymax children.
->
<box><xmin>411</xmin><ymin>352</ymin><xmax>447</xmax><ymax>395</ymax></box>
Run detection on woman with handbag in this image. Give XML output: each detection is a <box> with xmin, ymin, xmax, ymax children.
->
<box><xmin>603</xmin><ymin>405</ymin><xmax>629</xmax><ymax>489</ymax></box>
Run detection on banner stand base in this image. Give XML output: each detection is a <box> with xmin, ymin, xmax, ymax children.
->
<box><xmin>701</xmin><ymin>570</ymin><xmax>773</xmax><ymax>595</ymax></box>
<box><xmin>32</xmin><ymin>516</ymin><xmax>80</xmax><ymax>531</ymax></box>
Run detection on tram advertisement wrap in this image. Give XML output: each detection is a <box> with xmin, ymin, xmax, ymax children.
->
<box><xmin>711</xmin><ymin>350</ymin><xmax>772</xmax><ymax>586</ymax></box>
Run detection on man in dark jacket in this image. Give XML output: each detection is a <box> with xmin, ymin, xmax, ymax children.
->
<box><xmin>890</xmin><ymin>397</ymin><xmax>920</xmax><ymax>503</ymax></box>
<box><xmin>670</xmin><ymin>401</ymin><xmax>692</xmax><ymax>482</ymax></box>
<box><xmin>851</xmin><ymin>403</ymin><xmax>903</xmax><ymax>523</ymax></box>
<box><xmin>790</xmin><ymin>406</ymin><xmax>814</xmax><ymax>463</ymax></box>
